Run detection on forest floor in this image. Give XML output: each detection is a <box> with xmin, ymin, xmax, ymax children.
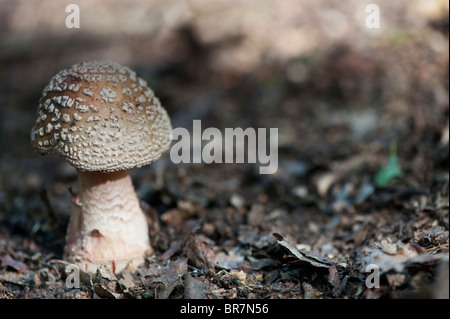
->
<box><xmin>0</xmin><ymin>0</ymin><xmax>448</xmax><ymax>299</ymax></box>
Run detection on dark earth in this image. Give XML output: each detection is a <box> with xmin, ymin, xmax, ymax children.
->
<box><xmin>0</xmin><ymin>0</ymin><xmax>448</xmax><ymax>299</ymax></box>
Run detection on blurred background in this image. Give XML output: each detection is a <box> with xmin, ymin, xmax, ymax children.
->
<box><xmin>0</xmin><ymin>0</ymin><xmax>448</xmax><ymax>299</ymax></box>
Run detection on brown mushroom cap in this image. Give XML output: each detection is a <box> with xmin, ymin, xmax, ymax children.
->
<box><xmin>31</xmin><ymin>60</ymin><xmax>172</xmax><ymax>172</ymax></box>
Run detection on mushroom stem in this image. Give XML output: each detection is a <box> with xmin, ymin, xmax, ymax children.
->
<box><xmin>65</xmin><ymin>169</ymin><xmax>151</xmax><ymax>273</ymax></box>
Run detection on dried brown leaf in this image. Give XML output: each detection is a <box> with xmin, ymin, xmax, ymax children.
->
<box><xmin>273</xmin><ymin>233</ymin><xmax>335</xmax><ymax>269</ymax></box>
<box><xmin>0</xmin><ymin>254</ymin><xmax>27</xmax><ymax>273</ymax></box>
<box><xmin>184</xmin><ymin>233</ymin><xmax>216</xmax><ymax>275</ymax></box>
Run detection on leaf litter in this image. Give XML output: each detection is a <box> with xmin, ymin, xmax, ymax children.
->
<box><xmin>0</xmin><ymin>0</ymin><xmax>449</xmax><ymax>300</ymax></box>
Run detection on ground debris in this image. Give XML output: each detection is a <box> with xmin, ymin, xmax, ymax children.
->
<box><xmin>183</xmin><ymin>272</ymin><xmax>219</xmax><ymax>299</ymax></box>
<box><xmin>273</xmin><ymin>233</ymin><xmax>336</xmax><ymax>269</ymax></box>
<box><xmin>0</xmin><ymin>271</ymin><xmax>35</xmax><ymax>287</ymax></box>
<box><xmin>414</xmin><ymin>226</ymin><xmax>449</xmax><ymax>249</ymax></box>
<box><xmin>139</xmin><ymin>258</ymin><xmax>187</xmax><ymax>299</ymax></box>
<box><xmin>214</xmin><ymin>250</ymin><xmax>245</xmax><ymax>271</ymax></box>
<box><xmin>184</xmin><ymin>232</ymin><xmax>216</xmax><ymax>276</ymax></box>
<box><xmin>432</xmin><ymin>256</ymin><xmax>449</xmax><ymax>299</ymax></box>
<box><xmin>360</xmin><ymin>242</ymin><xmax>448</xmax><ymax>274</ymax></box>
<box><xmin>0</xmin><ymin>254</ymin><xmax>27</xmax><ymax>272</ymax></box>
<box><xmin>93</xmin><ymin>265</ymin><xmax>122</xmax><ymax>299</ymax></box>
<box><xmin>0</xmin><ymin>0</ymin><xmax>448</xmax><ymax>300</ymax></box>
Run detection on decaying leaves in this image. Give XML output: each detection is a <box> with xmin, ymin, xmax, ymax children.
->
<box><xmin>273</xmin><ymin>233</ymin><xmax>337</xmax><ymax>269</ymax></box>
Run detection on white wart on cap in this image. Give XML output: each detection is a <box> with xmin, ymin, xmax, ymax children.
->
<box><xmin>31</xmin><ymin>60</ymin><xmax>172</xmax><ymax>172</ymax></box>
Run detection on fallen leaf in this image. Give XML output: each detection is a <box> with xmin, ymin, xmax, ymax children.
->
<box><xmin>184</xmin><ymin>272</ymin><xmax>216</xmax><ymax>299</ymax></box>
<box><xmin>0</xmin><ymin>272</ymin><xmax>34</xmax><ymax>286</ymax></box>
<box><xmin>360</xmin><ymin>242</ymin><xmax>447</xmax><ymax>274</ymax></box>
<box><xmin>273</xmin><ymin>233</ymin><xmax>336</xmax><ymax>269</ymax></box>
<box><xmin>118</xmin><ymin>269</ymin><xmax>137</xmax><ymax>298</ymax></box>
<box><xmin>328</xmin><ymin>265</ymin><xmax>341</xmax><ymax>294</ymax></box>
<box><xmin>93</xmin><ymin>283</ymin><xmax>122</xmax><ymax>299</ymax></box>
<box><xmin>214</xmin><ymin>251</ymin><xmax>245</xmax><ymax>270</ymax></box>
<box><xmin>144</xmin><ymin>258</ymin><xmax>187</xmax><ymax>299</ymax></box>
<box><xmin>0</xmin><ymin>254</ymin><xmax>27</xmax><ymax>272</ymax></box>
<box><xmin>94</xmin><ymin>265</ymin><xmax>121</xmax><ymax>299</ymax></box>
<box><xmin>184</xmin><ymin>232</ymin><xmax>216</xmax><ymax>275</ymax></box>
<box><xmin>251</xmin><ymin>258</ymin><xmax>275</xmax><ymax>270</ymax></box>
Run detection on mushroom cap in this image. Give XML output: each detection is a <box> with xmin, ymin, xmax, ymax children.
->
<box><xmin>31</xmin><ymin>60</ymin><xmax>172</xmax><ymax>172</ymax></box>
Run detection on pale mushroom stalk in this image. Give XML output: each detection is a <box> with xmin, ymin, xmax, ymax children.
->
<box><xmin>65</xmin><ymin>169</ymin><xmax>150</xmax><ymax>273</ymax></box>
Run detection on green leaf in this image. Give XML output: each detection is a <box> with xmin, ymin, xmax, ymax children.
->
<box><xmin>375</xmin><ymin>139</ymin><xmax>403</xmax><ymax>188</ymax></box>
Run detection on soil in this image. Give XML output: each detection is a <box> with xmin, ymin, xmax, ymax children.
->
<box><xmin>0</xmin><ymin>0</ymin><xmax>448</xmax><ymax>300</ymax></box>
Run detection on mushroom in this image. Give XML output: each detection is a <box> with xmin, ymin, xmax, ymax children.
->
<box><xmin>30</xmin><ymin>60</ymin><xmax>172</xmax><ymax>273</ymax></box>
